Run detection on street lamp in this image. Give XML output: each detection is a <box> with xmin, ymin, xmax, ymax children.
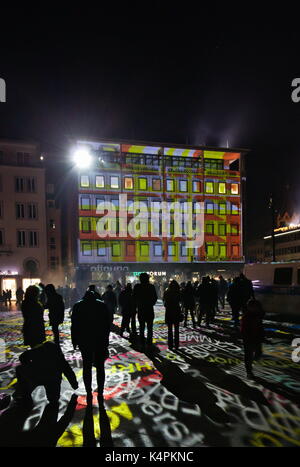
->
<box><xmin>72</xmin><ymin>147</ymin><xmax>92</xmax><ymax>169</ymax></box>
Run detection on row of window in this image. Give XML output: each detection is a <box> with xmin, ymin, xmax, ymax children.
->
<box><xmin>0</xmin><ymin>151</ymin><xmax>32</xmax><ymax>165</ymax></box>
<box><xmin>15</xmin><ymin>202</ymin><xmax>38</xmax><ymax>220</ymax></box>
<box><xmin>81</xmin><ymin>241</ymin><xmax>240</xmax><ymax>257</ymax></box>
<box><xmin>79</xmin><ymin>196</ymin><xmax>240</xmax><ymax>215</ymax></box>
<box><xmin>0</xmin><ymin>230</ymin><xmax>39</xmax><ymax>247</ymax></box>
<box><xmin>80</xmin><ymin>174</ymin><xmax>239</xmax><ymax>195</ymax></box>
<box><xmin>15</xmin><ymin>177</ymin><xmax>37</xmax><ymax>193</ymax></box>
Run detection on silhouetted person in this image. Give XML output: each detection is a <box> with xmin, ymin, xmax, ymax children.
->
<box><xmin>182</xmin><ymin>281</ymin><xmax>196</xmax><ymax>328</ymax></box>
<box><xmin>210</xmin><ymin>277</ymin><xmax>219</xmax><ymax>318</ymax></box>
<box><xmin>45</xmin><ymin>284</ymin><xmax>65</xmax><ymax>345</ymax></box>
<box><xmin>102</xmin><ymin>285</ymin><xmax>117</xmax><ymax>323</ymax></box>
<box><xmin>163</xmin><ymin>280</ymin><xmax>182</xmax><ymax>349</ymax></box>
<box><xmin>21</xmin><ymin>285</ymin><xmax>45</xmax><ymax>347</ymax></box>
<box><xmin>119</xmin><ymin>283</ymin><xmax>135</xmax><ymax>337</ymax></box>
<box><xmin>16</xmin><ymin>287</ymin><xmax>24</xmax><ymax>308</ymax></box>
<box><xmin>226</xmin><ymin>277</ymin><xmax>243</xmax><ymax>327</ymax></box>
<box><xmin>198</xmin><ymin>276</ymin><xmax>214</xmax><ymax>326</ymax></box>
<box><xmin>114</xmin><ymin>281</ymin><xmax>122</xmax><ymax>311</ymax></box>
<box><xmin>241</xmin><ymin>299</ymin><xmax>265</xmax><ymax>379</ymax></box>
<box><xmin>133</xmin><ymin>273</ymin><xmax>157</xmax><ymax>348</ymax></box>
<box><xmin>239</xmin><ymin>273</ymin><xmax>255</xmax><ymax>311</ymax></box>
<box><xmin>13</xmin><ymin>341</ymin><xmax>78</xmax><ymax>407</ymax></box>
<box><xmin>38</xmin><ymin>283</ymin><xmax>47</xmax><ymax>308</ymax></box>
<box><xmin>87</xmin><ymin>284</ymin><xmax>101</xmax><ymax>300</ymax></box>
<box><xmin>7</xmin><ymin>289</ymin><xmax>12</xmax><ymax>306</ymax></box>
<box><xmin>71</xmin><ymin>291</ymin><xmax>111</xmax><ymax>403</ymax></box>
<box><xmin>218</xmin><ymin>276</ymin><xmax>228</xmax><ymax>309</ymax></box>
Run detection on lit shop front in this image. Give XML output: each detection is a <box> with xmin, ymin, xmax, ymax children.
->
<box><xmin>0</xmin><ymin>269</ymin><xmax>40</xmax><ymax>300</ymax></box>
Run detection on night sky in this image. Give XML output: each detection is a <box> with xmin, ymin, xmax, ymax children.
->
<box><xmin>1</xmin><ymin>6</ymin><xmax>300</xmax><ymax>241</ymax></box>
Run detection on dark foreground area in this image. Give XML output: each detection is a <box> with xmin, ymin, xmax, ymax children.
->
<box><xmin>0</xmin><ymin>303</ymin><xmax>300</xmax><ymax>447</ymax></box>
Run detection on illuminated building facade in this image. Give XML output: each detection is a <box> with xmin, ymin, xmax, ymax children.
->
<box><xmin>72</xmin><ymin>139</ymin><xmax>247</xmax><ymax>285</ymax></box>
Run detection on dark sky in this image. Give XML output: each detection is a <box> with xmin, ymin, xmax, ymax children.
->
<box><xmin>1</xmin><ymin>6</ymin><xmax>300</xmax><ymax>240</ymax></box>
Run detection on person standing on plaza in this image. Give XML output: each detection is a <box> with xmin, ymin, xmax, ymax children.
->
<box><xmin>241</xmin><ymin>299</ymin><xmax>265</xmax><ymax>379</ymax></box>
<box><xmin>181</xmin><ymin>281</ymin><xmax>196</xmax><ymax>328</ymax></box>
<box><xmin>16</xmin><ymin>287</ymin><xmax>24</xmax><ymax>308</ymax></box>
<box><xmin>239</xmin><ymin>273</ymin><xmax>255</xmax><ymax>311</ymax></box>
<box><xmin>163</xmin><ymin>280</ymin><xmax>182</xmax><ymax>350</ymax></box>
<box><xmin>118</xmin><ymin>283</ymin><xmax>135</xmax><ymax>337</ymax></box>
<box><xmin>197</xmin><ymin>276</ymin><xmax>215</xmax><ymax>326</ymax></box>
<box><xmin>45</xmin><ymin>284</ymin><xmax>65</xmax><ymax>345</ymax></box>
<box><xmin>226</xmin><ymin>277</ymin><xmax>243</xmax><ymax>327</ymax></box>
<box><xmin>133</xmin><ymin>273</ymin><xmax>158</xmax><ymax>349</ymax></box>
<box><xmin>218</xmin><ymin>275</ymin><xmax>228</xmax><ymax>309</ymax></box>
<box><xmin>102</xmin><ymin>285</ymin><xmax>117</xmax><ymax>323</ymax></box>
<box><xmin>87</xmin><ymin>284</ymin><xmax>101</xmax><ymax>300</ymax></box>
<box><xmin>21</xmin><ymin>285</ymin><xmax>45</xmax><ymax>347</ymax></box>
<box><xmin>71</xmin><ymin>290</ymin><xmax>111</xmax><ymax>403</ymax></box>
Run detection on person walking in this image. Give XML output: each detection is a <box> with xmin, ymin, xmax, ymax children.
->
<box><xmin>241</xmin><ymin>299</ymin><xmax>265</xmax><ymax>379</ymax></box>
<box><xmin>226</xmin><ymin>277</ymin><xmax>243</xmax><ymax>327</ymax></box>
<box><xmin>163</xmin><ymin>280</ymin><xmax>182</xmax><ymax>350</ymax></box>
<box><xmin>21</xmin><ymin>286</ymin><xmax>45</xmax><ymax>347</ymax></box>
<box><xmin>133</xmin><ymin>273</ymin><xmax>157</xmax><ymax>349</ymax></box>
<box><xmin>181</xmin><ymin>281</ymin><xmax>196</xmax><ymax>328</ymax></box>
<box><xmin>218</xmin><ymin>275</ymin><xmax>228</xmax><ymax>309</ymax></box>
<box><xmin>119</xmin><ymin>283</ymin><xmax>135</xmax><ymax>337</ymax></box>
<box><xmin>45</xmin><ymin>284</ymin><xmax>65</xmax><ymax>345</ymax></box>
<box><xmin>198</xmin><ymin>276</ymin><xmax>215</xmax><ymax>326</ymax></box>
<box><xmin>71</xmin><ymin>291</ymin><xmax>111</xmax><ymax>403</ymax></box>
<box><xmin>102</xmin><ymin>285</ymin><xmax>117</xmax><ymax>324</ymax></box>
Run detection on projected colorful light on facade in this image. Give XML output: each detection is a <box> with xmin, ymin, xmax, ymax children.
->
<box><xmin>76</xmin><ymin>140</ymin><xmax>244</xmax><ymax>273</ymax></box>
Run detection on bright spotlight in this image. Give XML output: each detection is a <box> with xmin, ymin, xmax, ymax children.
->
<box><xmin>73</xmin><ymin>148</ymin><xmax>92</xmax><ymax>168</ymax></box>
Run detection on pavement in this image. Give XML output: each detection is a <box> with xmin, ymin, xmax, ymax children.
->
<box><xmin>0</xmin><ymin>301</ymin><xmax>300</xmax><ymax>447</ymax></box>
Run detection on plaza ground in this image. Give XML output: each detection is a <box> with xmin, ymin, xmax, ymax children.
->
<box><xmin>0</xmin><ymin>302</ymin><xmax>300</xmax><ymax>447</ymax></box>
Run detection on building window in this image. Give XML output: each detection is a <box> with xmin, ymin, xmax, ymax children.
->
<box><xmin>181</xmin><ymin>244</ymin><xmax>188</xmax><ymax>256</ymax></box>
<box><xmin>154</xmin><ymin>243</ymin><xmax>163</xmax><ymax>256</ymax></box>
<box><xmin>193</xmin><ymin>180</ymin><xmax>201</xmax><ymax>193</ymax></box>
<box><xmin>17</xmin><ymin>230</ymin><xmax>26</xmax><ymax>247</ymax></box>
<box><xmin>17</xmin><ymin>152</ymin><xmax>30</xmax><ymax>166</ymax></box>
<box><xmin>219</xmin><ymin>244</ymin><xmax>227</xmax><ymax>257</ymax></box>
<box><xmin>206</xmin><ymin>243</ymin><xmax>214</xmax><ymax>257</ymax></box>
<box><xmin>80</xmin><ymin>175</ymin><xmax>90</xmax><ymax>188</ymax></box>
<box><xmin>81</xmin><ymin>196</ymin><xmax>91</xmax><ymax>210</ymax></box>
<box><xmin>81</xmin><ymin>218</ymin><xmax>91</xmax><ymax>233</ymax></box>
<box><xmin>124</xmin><ymin>177</ymin><xmax>133</xmax><ymax>190</ymax></box>
<box><xmin>28</xmin><ymin>203</ymin><xmax>38</xmax><ymax>219</ymax></box>
<box><xmin>231</xmin><ymin>204</ymin><xmax>239</xmax><ymax>215</ymax></box>
<box><xmin>110</xmin><ymin>176</ymin><xmax>119</xmax><ymax>189</ymax></box>
<box><xmin>219</xmin><ymin>202</ymin><xmax>226</xmax><ymax>215</ymax></box>
<box><xmin>15</xmin><ymin>177</ymin><xmax>25</xmax><ymax>192</ymax></box>
<box><xmin>206</xmin><ymin>202</ymin><xmax>214</xmax><ymax>214</ymax></box>
<box><xmin>166</xmin><ymin>179</ymin><xmax>174</xmax><ymax>192</ymax></box>
<box><xmin>138</xmin><ymin>177</ymin><xmax>147</xmax><ymax>190</ymax></box>
<box><xmin>231</xmin><ymin>224</ymin><xmax>239</xmax><ymax>235</ymax></box>
<box><xmin>29</xmin><ymin>231</ymin><xmax>38</xmax><ymax>247</ymax></box>
<box><xmin>152</xmin><ymin>179</ymin><xmax>161</xmax><ymax>191</ymax></box>
<box><xmin>27</xmin><ymin>177</ymin><xmax>36</xmax><ymax>193</ymax></box>
<box><xmin>82</xmin><ymin>243</ymin><xmax>92</xmax><ymax>256</ymax></box>
<box><xmin>168</xmin><ymin>243</ymin><xmax>176</xmax><ymax>256</ymax></box>
<box><xmin>112</xmin><ymin>243</ymin><xmax>121</xmax><ymax>256</ymax></box>
<box><xmin>49</xmin><ymin>219</ymin><xmax>56</xmax><ymax>229</ymax></box>
<box><xmin>218</xmin><ymin>224</ymin><xmax>226</xmax><ymax>236</ymax></box>
<box><xmin>179</xmin><ymin>180</ymin><xmax>188</xmax><ymax>192</ymax></box>
<box><xmin>206</xmin><ymin>223</ymin><xmax>214</xmax><ymax>235</ymax></box>
<box><xmin>231</xmin><ymin>183</ymin><xmax>239</xmax><ymax>194</ymax></box>
<box><xmin>0</xmin><ymin>229</ymin><xmax>4</xmax><ymax>245</ymax></box>
<box><xmin>96</xmin><ymin>175</ymin><xmax>104</xmax><ymax>188</ymax></box>
<box><xmin>50</xmin><ymin>237</ymin><xmax>56</xmax><ymax>250</ymax></box>
<box><xmin>218</xmin><ymin>182</ymin><xmax>226</xmax><ymax>194</ymax></box>
<box><xmin>47</xmin><ymin>200</ymin><xmax>55</xmax><ymax>208</ymax></box>
<box><xmin>16</xmin><ymin>203</ymin><xmax>25</xmax><ymax>219</ymax></box>
<box><xmin>140</xmin><ymin>243</ymin><xmax>149</xmax><ymax>257</ymax></box>
<box><xmin>126</xmin><ymin>243</ymin><xmax>135</xmax><ymax>256</ymax></box>
<box><xmin>97</xmin><ymin>242</ymin><xmax>106</xmax><ymax>256</ymax></box>
<box><xmin>205</xmin><ymin>182</ymin><xmax>214</xmax><ymax>193</ymax></box>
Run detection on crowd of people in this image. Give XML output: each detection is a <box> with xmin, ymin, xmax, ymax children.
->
<box><xmin>3</xmin><ymin>271</ymin><xmax>264</xmax><ymax>413</ymax></box>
